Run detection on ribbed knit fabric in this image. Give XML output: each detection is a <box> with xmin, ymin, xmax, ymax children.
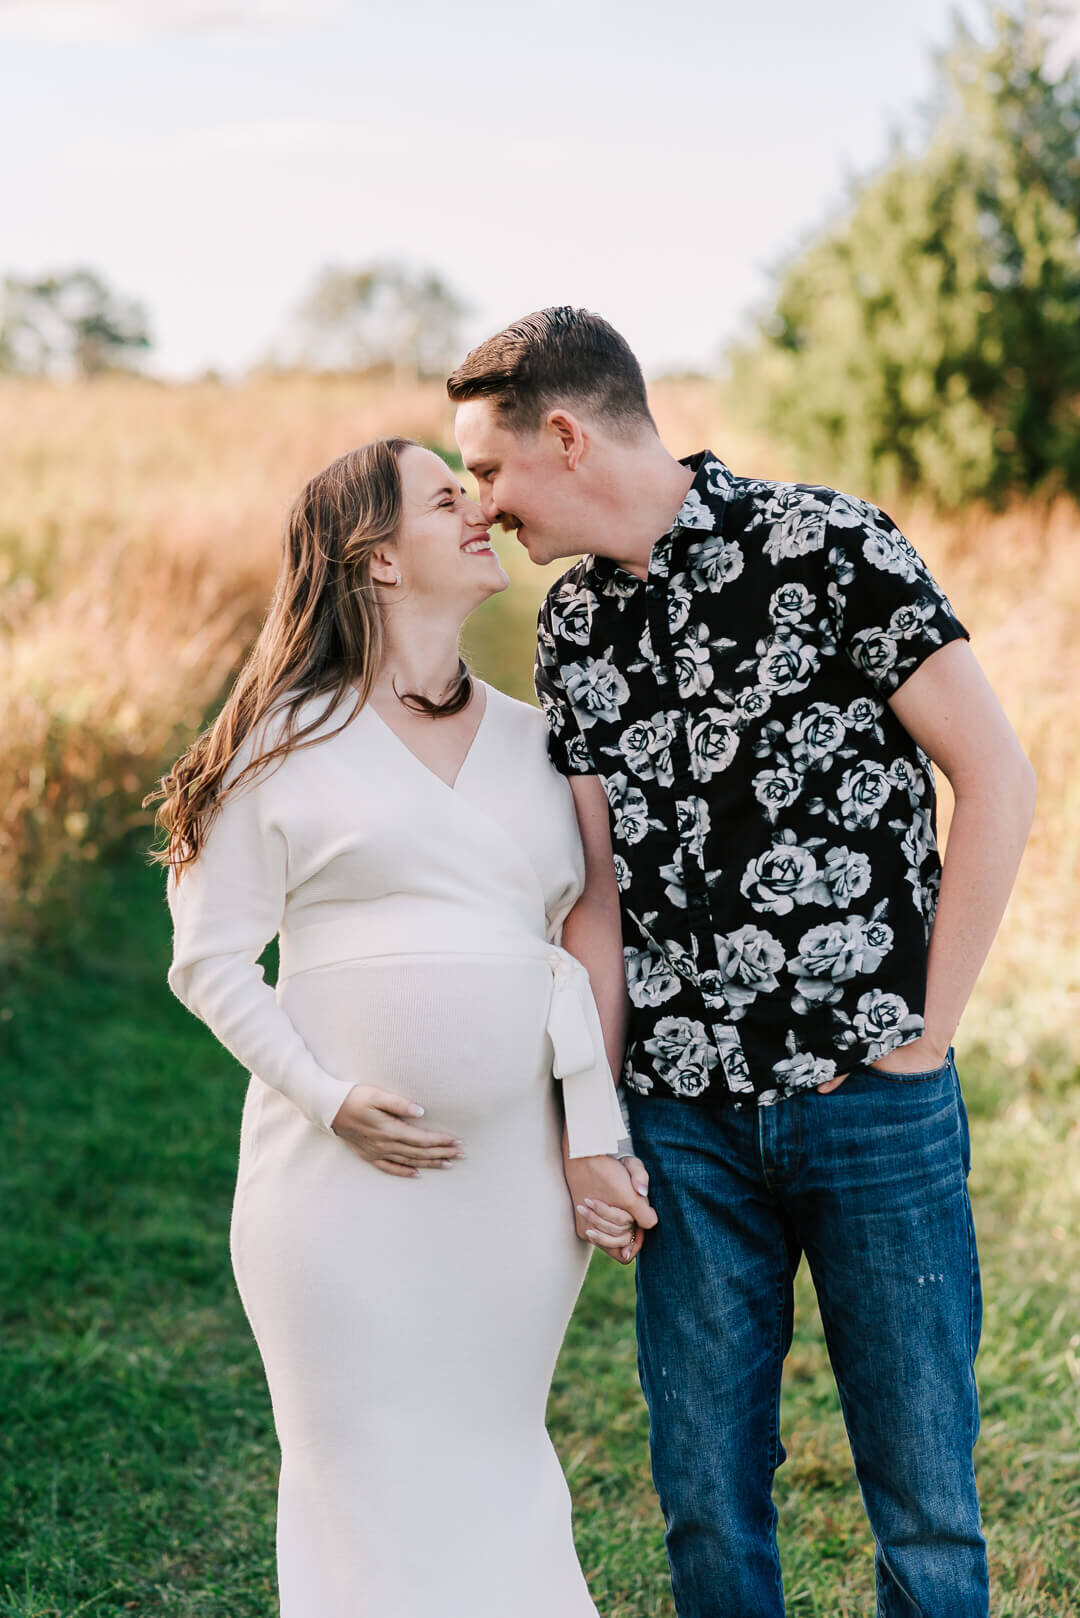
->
<box><xmin>165</xmin><ymin>684</ymin><xmax>608</xmax><ymax>1617</ymax></box>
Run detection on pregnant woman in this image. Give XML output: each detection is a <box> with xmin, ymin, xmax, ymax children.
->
<box><xmin>150</xmin><ymin>438</ymin><xmax>653</xmax><ymax>1618</ymax></box>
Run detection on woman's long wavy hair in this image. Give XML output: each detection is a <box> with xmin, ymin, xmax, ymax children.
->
<box><xmin>146</xmin><ymin>437</ymin><xmax>471</xmax><ymax>875</ymax></box>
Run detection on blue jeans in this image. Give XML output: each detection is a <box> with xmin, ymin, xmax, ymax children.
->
<box><xmin>625</xmin><ymin>1052</ymin><xmax>987</xmax><ymax>1618</ymax></box>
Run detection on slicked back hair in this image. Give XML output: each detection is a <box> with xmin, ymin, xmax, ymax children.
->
<box><xmin>446</xmin><ymin>306</ymin><xmax>656</xmax><ymax>437</ymax></box>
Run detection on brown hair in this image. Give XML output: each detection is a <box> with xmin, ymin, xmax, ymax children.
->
<box><xmin>446</xmin><ymin>306</ymin><xmax>655</xmax><ymax>436</ymax></box>
<box><xmin>146</xmin><ymin>437</ymin><xmax>470</xmax><ymax>874</ymax></box>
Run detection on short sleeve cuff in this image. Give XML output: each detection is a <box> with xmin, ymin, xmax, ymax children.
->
<box><xmin>850</xmin><ymin>604</ymin><xmax>970</xmax><ymax>696</ymax></box>
<box><xmin>886</xmin><ymin>611</ymin><xmax>970</xmax><ymax>695</ymax></box>
<box><xmin>827</xmin><ymin>501</ymin><xmax>973</xmax><ymax>698</ymax></box>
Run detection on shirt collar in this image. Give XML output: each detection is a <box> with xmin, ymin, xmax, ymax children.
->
<box><xmin>586</xmin><ymin>450</ymin><xmax>735</xmax><ymax>589</ymax></box>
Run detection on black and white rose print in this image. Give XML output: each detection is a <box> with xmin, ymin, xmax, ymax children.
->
<box><xmin>535</xmin><ymin>451</ymin><xmax>969</xmax><ymax>1105</ymax></box>
<box><xmin>617</xmin><ymin>711</ymin><xmax>678</xmax><ymax>788</ymax></box>
<box><xmin>561</xmin><ymin>649</ymin><xmax>630</xmax><ymax>728</ymax></box>
<box><xmin>642</xmin><ymin>1016</ymin><xmax>719</xmax><ymax>1097</ymax></box>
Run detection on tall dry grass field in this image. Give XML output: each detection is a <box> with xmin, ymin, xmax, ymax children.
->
<box><xmin>0</xmin><ymin>376</ymin><xmax>451</xmax><ymax>937</ymax></box>
<box><xmin>1</xmin><ymin>375</ymin><xmax>1076</xmax><ymax>1077</ymax></box>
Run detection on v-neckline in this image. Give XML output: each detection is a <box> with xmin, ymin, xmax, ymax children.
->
<box><xmin>365</xmin><ymin>681</ymin><xmax>492</xmax><ymax>793</ymax></box>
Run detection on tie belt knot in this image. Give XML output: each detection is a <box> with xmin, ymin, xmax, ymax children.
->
<box><xmin>542</xmin><ymin>945</ymin><xmax>625</xmax><ymax>1158</ymax></box>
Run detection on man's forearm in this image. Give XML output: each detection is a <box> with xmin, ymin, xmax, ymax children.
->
<box><xmin>923</xmin><ymin>754</ymin><xmax>1037</xmax><ymax>1049</ymax></box>
<box><xmin>555</xmin><ymin>772</ymin><xmax>656</xmax><ymax>1257</ymax></box>
<box><xmin>561</xmin><ymin>890</ymin><xmax>630</xmax><ymax>1089</ymax></box>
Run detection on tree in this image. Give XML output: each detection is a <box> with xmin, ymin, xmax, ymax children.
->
<box><xmin>289</xmin><ymin>261</ymin><xmax>468</xmax><ymax>380</ymax></box>
<box><xmin>0</xmin><ymin>268</ymin><xmax>153</xmax><ymax>379</ymax></box>
<box><xmin>731</xmin><ymin>4</ymin><xmax>1080</xmax><ymax>508</ymax></box>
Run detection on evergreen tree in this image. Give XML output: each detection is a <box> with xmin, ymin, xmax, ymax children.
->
<box><xmin>732</xmin><ymin>4</ymin><xmax>1080</xmax><ymax>507</ymax></box>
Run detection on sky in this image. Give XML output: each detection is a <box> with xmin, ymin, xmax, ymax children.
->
<box><xmin>3</xmin><ymin>0</ymin><xmax>1078</xmax><ymax>378</ymax></box>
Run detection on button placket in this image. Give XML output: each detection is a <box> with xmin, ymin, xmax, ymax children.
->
<box><xmin>646</xmin><ymin>556</ymin><xmax>719</xmax><ymax>982</ymax></box>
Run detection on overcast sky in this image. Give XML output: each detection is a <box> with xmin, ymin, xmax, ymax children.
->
<box><xmin>3</xmin><ymin>0</ymin><xmax>1077</xmax><ymax>377</ymax></box>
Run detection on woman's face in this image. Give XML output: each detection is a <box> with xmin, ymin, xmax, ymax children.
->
<box><xmin>387</xmin><ymin>445</ymin><xmax>509</xmax><ymax>609</ymax></box>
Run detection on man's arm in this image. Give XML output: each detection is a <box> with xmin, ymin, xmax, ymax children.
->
<box><xmin>822</xmin><ymin>639</ymin><xmax>1035</xmax><ymax>1088</ymax></box>
<box><xmin>563</xmin><ymin>774</ymin><xmax>631</xmax><ymax>1085</ymax></box>
<box><xmin>889</xmin><ymin>638</ymin><xmax>1036</xmax><ymax>1061</ymax></box>
<box><xmin>560</xmin><ymin>773</ymin><xmax>658</xmax><ymax>1262</ymax></box>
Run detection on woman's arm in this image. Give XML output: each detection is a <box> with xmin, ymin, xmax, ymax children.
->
<box><xmin>167</xmin><ymin>781</ymin><xmax>356</xmax><ymax>1131</ymax></box>
<box><xmin>167</xmin><ymin>772</ymin><xmax>462</xmax><ymax>1173</ymax></box>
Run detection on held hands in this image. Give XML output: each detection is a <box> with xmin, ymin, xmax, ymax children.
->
<box><xmin>331</xmin><ymin>1085</ymin><xmax>464</xmax><ymax>1178</ymax></box>
<box><xmin>564</xmin><ymin>1151</ymin><xmax>658</xmax><ymax>1266</ymax></box>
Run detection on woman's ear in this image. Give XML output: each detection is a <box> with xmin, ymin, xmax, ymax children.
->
<box><xmin>369</xmin><ymin>549</ymin><xmax>402</xmax><ymax>588</ymax></box>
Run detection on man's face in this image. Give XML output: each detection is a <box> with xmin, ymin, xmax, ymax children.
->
<box><xmin>454</xmin><ymin>397</ymin><xmax>593</xmax><ymax>567</ymax></box>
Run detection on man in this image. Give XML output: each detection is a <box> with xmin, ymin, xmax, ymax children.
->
<box><xmin>449</xmin><ymin>307</ymin><xmax>1035</xmax><ymax>1618</ymax></box>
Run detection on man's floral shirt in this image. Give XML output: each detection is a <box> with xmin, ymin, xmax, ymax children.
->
<box><xmin>534</xmin><ymin>451</ymin><xmax>969</xmax><ymax>1107</ymax></box>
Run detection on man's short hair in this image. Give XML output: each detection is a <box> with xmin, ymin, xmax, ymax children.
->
<box><xmin>446</xmin><ymin>306</ymin><xmax>656</xmax><ymax>436</ymax></box>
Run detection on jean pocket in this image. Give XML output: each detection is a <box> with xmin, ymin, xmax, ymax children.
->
<box><xmin>855</xmin><ymin>1049</ymin><xmax>954</xmax><ymax>1084</ymax></box>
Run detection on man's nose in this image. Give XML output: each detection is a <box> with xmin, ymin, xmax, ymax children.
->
<box><xmin>476</xmin><ymin>490</ymin><xmax>499</xmax><ymax>523</ymax></box>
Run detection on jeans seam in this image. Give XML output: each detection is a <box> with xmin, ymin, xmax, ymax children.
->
<box><xmin>959</xmin><ymin>1090</ymin><xmax>981</xmax><ymax>1467</ymax></box>
<box><xmin>953</xmin><ymin>1068</ymin><xmax>979</xmax><ymax>1434</ymax></box>
<box><xmin>764</xmin><ymin>1259</ymin><xmax>787</xmax><ymax>1608</ymax></box>
<box><xmin>965</xmin><ymin>1187</ymin><xmax>979</xmax><ymax>1443</ymax></box>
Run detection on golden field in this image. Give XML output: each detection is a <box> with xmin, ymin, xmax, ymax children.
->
<box><xmin>1</xmin><ymin>374</ymin><xmax>1077</xmax><ymax>1076</ymax></box>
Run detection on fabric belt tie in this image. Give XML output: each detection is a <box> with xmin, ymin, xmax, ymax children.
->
<box><xmin>544</xmin><ymin>947</ymin><xmax>626</xmax><ymax>1159</ymax></box>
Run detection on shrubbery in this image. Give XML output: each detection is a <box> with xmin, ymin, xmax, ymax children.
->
<box><xmin>732</xmin><ymin>6</ymin><xmax>1080</xmax><ymax>508</ymax></box>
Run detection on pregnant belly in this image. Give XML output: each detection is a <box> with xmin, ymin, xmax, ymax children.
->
<box><xmin>275</xmin><ymin>953</ymin><xmax>557</xmax><ymax>1136</ymax></box>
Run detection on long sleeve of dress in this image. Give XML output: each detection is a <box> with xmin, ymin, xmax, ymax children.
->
<box><xmin>166</xmin><ymin>761</ymin><xmax>358</xmax><ymax>1134</ymax></box>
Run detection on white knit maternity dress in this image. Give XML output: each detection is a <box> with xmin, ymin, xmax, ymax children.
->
<box><xmin>166</xmin><ymin>682</ymin><xmax>625</xmax><ymax>1618</ymax></box>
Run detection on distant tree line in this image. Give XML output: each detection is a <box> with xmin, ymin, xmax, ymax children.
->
<box><xmin>7</xmin><ymin>4</ymin><xmax>1080</xmax><ymax>510</ymax></box>
<box><xmin>0</xmin><ymin>269</ymin><xmax>152</xmax><ymax>378</ymax></box>
<box><xmin>0</xmin><ymin>260</ymin><xmax>467</xmax><ymax>384</ymax></box>
<box><xmin>731</xmin><ymin>3</ymin><xmax>1080</xmax><ymax>508</ymax></box>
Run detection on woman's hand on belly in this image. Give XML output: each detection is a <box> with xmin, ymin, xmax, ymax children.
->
<box><xmin>331</xmin><ymin>1085</ymin><xmax>465</xmax><ymax>1178</ymax></box>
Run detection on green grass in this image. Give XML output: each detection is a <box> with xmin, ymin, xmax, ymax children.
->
<box><xmin>2</xmin><ymin>843</ymin><xmax>1078</xmax><ymax>1616</ymax></box>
